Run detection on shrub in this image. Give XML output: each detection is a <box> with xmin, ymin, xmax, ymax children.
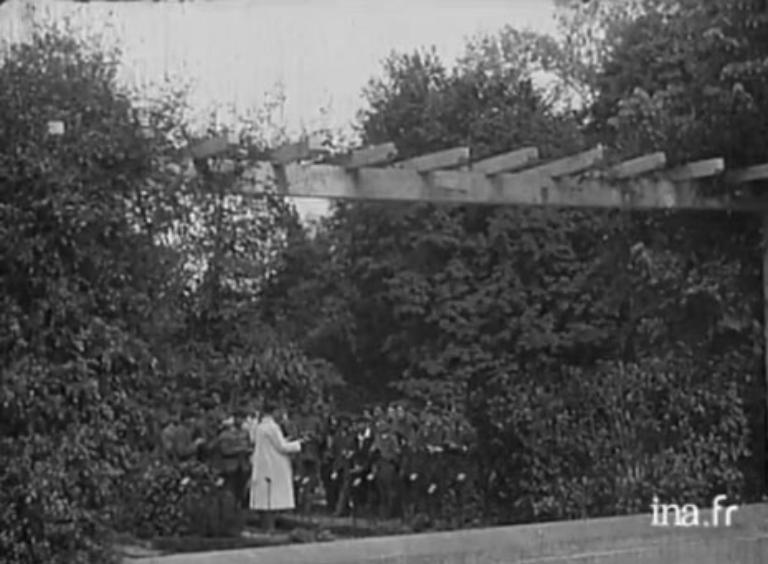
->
<box><xmin>472</xmin><ymin>354</ymin><xmax>749</xmax><ymax>522</ymax></box>
<box><xmin>116</xmin><ymin>458</ymin><xmax>225</xmax><ymax>539</ymax></box>
<box><xmin>183</xmin><ymin>488</ymin><xmax>245</xmax><ymax>538</ymax></box>
<box><xmin>0</xmin><ymin>26</ymin><xmax>174</xmax><ymax>562</ymax></box>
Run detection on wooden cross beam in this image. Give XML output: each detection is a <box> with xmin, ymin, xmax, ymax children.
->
<box><xmin>471</xmin><ymin>147</ymin><xmax>539</xmax><ymax>174</ymax></box>
<box><xmin>327</xmin><ymin>142</ymin><xmax>399</xmax><ymax>169</ymax></box>
<box><xmin>395</xmin><ymin>147</ymin><xmax>471</xmax><ymax>172</ymax></box>
<box><xmin>607</xmin><ymin>152</ymin><xmax>667</xmax><ymax>179</ymax></box>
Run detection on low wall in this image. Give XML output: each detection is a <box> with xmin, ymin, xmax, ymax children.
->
<box><xmin>127</xmin><ymin>502</ymin><xmax>768</xmax><ymax>564</ymax></box>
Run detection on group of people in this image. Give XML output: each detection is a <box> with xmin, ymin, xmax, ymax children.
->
<box><xmin>306</xmin><ymin>402</ymin><xmax>476</xmax><ymax>520</ymax></box>
<box><xmin>160</xmin><ymin>399</ymin><xmax>477</xmax><ymax>528</ymax></box>
<box><xmin>162</xmin><ymin>400</ymin><xmax>307</xmax><ymax>533</ymax></box>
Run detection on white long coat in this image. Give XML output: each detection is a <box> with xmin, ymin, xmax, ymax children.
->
<box><xmin>247</xmin><ymin>415</ymin><xmax>301</xmax><ymax>511</ymax></box>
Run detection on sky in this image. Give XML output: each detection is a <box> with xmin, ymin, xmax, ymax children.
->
<box><xmin>1</xmin><ymin>0</ymin><xmax>562</xmax><ymax>217</ymax></box>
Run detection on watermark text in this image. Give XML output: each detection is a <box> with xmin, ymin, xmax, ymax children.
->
<box><xmin>650</xmin><ymin>495</ymin><xmax>738</xmax><ymax>528</ymax></box>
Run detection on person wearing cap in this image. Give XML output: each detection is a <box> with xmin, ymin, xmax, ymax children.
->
<box><xmin>249</xmin><ymin>400</ymin><xmax>303</xmax><ymax>532</ymax></box>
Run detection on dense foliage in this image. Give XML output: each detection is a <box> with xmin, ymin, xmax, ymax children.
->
<box><xmin>0</xmin><ymin>30</ymin><xmax>167</xmax><ymax>564</ymax></box>
<box><xmin>590</xmin><ymin>0</ymin><xmax>768</xmax><ymax>170</ymax></box>
<box><xmin>114</xmin><ymin>458</ymin><xmax>228</xmax><ymax>539</ymax></box>
<box><xmin>0</xmin><ymin>27</ymin><xmax>342</xmax><ymax>562</ymax></box>
<box><xmin>482</xmin><ymin>356</ymin><xmax>748</xmax><ymax>521</ymax></box>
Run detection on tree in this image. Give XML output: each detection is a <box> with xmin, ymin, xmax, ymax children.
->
<box><xmin>0</xmin><ymin>22</ymin><xmax>345</xmax><ymax>559</ymax></box>
<box><xmin>0</xmin><ymin>27</ymin><xmax>180</xmax><ymax>562</ymax></box>
<box><xmin>588</xmin><ymin>0</ymin><xmax>768</xmax><ymax>167</ymax></box>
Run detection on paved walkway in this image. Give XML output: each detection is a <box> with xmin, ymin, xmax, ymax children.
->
<box><xmin>126</xmin><ymin>503</ymin><xmax>768</xmax><ymax>564</ymax></box>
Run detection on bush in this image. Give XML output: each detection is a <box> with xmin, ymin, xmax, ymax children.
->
<box><xmin>0</xmin><ymin>26</ymin><xmax>175</xmax><ymax>563</ymax></box>
<box><xmin>183</xmin><ymin>488</ymin><xmax>245</xmax><ymax>538</ymax></box>
<box><xmin>472</xmin><ymin>354</ymin><xmax>750</xmax><ymax>523</ymax></box>
<box><xmin>0</xmin><ymin>436</ymin><xmax>120</xmax><ymax>564</ymax></box>
<box><xmin>116</xmin><ymin>458</ymin><xmax>229</xmax><ymax>539</ymax></box>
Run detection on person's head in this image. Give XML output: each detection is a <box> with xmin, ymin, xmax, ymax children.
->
<box><xmin>263</xmin><ymin>399</ymin><xmax>288</xmax><ymax>422</ymax></box>
<box><xmin>395</xmin><ymin>404</ymin><xmax>405</xmax><ymax>419</ymax></box>
<box><xmin>221</xmin><ymin>416</ymin><xmax>235</xmax><ymax>431</ymax></box>
<box><xmin>160</xmin><ymin>410</ymin><xmax>174</xmax><ymax>427</ymax></box>
<box><xmin>261</xmin><ymin>398</ymin><xmax>279</xmax><ymax>417</ymax></box>
<box><xmin>242</xmin><ymin>399</ymin><xmax>256</xmax><ymax>417</ymax></box>
<box><xmin>180</xmin><ymin>405</ymin><xmax>196</xmax><ymax>422</ymax></box>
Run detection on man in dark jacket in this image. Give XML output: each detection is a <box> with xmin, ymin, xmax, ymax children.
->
<box><xmin>161</xmin><ymin>411</ymin><xmax>204</xmax><ymax>461</ymax></box>
<box><xmin>211</xmin><ymin>416</ymin><xmax>252</xmax><ymax>509</ymax></box>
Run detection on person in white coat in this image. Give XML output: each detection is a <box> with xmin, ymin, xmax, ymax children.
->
<box><xmin>248</xmin><ymin>400</ymin><xmax>302</xmax><ymax>532</ymax></box>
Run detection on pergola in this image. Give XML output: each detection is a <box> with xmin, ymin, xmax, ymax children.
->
<box><xmin>206</xmin><ymin>137</ymin><xmax>768</xmax><ymax>211</ymax></box>
<box><xmin>189</xmin><ymin>133</ymin><xmax>768</xmax><ymax>466</ymax></box>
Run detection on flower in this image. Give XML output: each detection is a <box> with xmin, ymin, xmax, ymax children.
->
<box><xmin>47</xmin><ymin>120</ymin><xmax>65</xmax><ymax>136</ymax></box>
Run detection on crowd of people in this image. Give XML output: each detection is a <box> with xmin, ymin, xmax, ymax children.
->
<box><xmin>298</xmin><ymin>402</ymin><xmax>478</xmax><ymax>525</ymax></box>
<box><xmin>159</xmin><ymin>399</ymin><xmax>479</xmax><ymax>529</ymax></box>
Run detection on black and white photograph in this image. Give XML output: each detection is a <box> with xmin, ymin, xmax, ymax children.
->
<box><xmin>2</xmin><ymin>0</ymin><xmax>768</xmax><ymax>562</ymax></box>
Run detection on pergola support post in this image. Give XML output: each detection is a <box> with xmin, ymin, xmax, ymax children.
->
<box><xmin>762</xmin><ymin>215</ymin><xmax>768</xmax><ymax>494</ymax></box>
